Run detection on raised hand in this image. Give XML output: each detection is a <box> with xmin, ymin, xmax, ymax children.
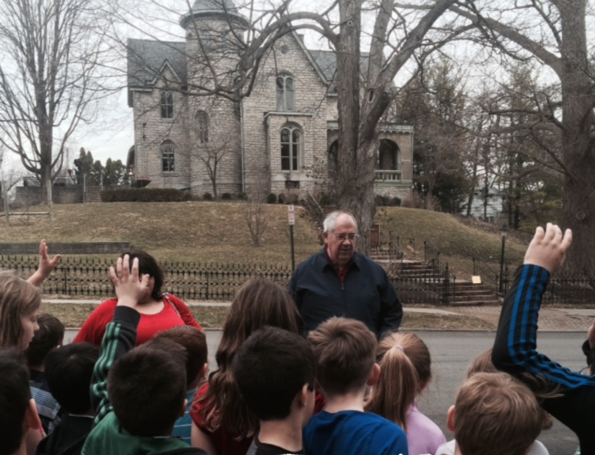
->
<box><xmin>523</xmin><ymin>223</ymin><xmax>572</xmax><ymax>274</ymax></box>
<box><xmin>27</xmin><ymin>239</ymin><xmax>61</xmax><ymax>286</ymax></box>
<box><xmin>109</xmin><ymin>255</ymin><xmax>150</xmax><ymax>308</ymax></box>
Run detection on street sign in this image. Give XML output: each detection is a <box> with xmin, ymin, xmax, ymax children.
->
<box><xmin>288</xmin><ymin>205</ymin><xmax>295</xmax><ymax>225</ymax></box>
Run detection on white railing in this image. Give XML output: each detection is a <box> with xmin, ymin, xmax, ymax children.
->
<box><xmin>375</xmin><ymin>170</ymin><xmax>402</xmax><ymax>181</ymax></box>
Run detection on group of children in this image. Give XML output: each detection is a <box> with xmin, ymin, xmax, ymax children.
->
<box><xmin>0</xmin><ymin>224</ymin><xmax>593</xmax><ymax>455</ymax></box>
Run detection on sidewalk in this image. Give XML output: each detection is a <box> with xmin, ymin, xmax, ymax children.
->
<box><xmin>43</xmin><ymin>298</ymin><xmax>595</xmax><ymax>332</ymax></box>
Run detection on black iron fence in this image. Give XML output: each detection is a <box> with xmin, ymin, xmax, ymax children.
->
<box><xmin>0</xmin><ymin>255</ymin><xmax>292</xmax><ymax>301</ymax></box>
<box><xmin>3</xmin><ymin>255</ymin><xmax>595</xmax><ymax>305</ymax></box>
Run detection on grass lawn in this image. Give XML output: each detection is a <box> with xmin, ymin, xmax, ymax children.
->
<box><xmin>0</xmin><ymin>202</ymin><xmax>531</xmax><ymax>278</ymax></box>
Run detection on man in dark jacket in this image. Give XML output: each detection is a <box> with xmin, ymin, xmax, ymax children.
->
<box><xmin>289</xmin><ymin>211</ymin><xmax>402</xmax><ymax>338</ymax></box>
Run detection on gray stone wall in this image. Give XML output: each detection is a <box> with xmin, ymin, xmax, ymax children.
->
<box><xmin>242</xmin><ymin>34</ymin><xmax>329</xmax><ymax>198</ymax></box>
<box><xmin>129</xmin><ymin>15</ymin><xmax>414</xmax><ymax>201</ymax></box>
<box><xmin>15</xmin><ymin>186</ymin><xmax>83</xmax><ymax>206</ymax></box>
<box><xmin>132</xmin><ymin>67</ymin><xmax>192</xmax><ymax>190</ymax></box>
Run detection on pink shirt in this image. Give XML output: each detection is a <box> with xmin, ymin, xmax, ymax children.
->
<box><xmin>406</xmin><ymin>403</ymin><xmax>447</xmax><ymax>455</ymax></box>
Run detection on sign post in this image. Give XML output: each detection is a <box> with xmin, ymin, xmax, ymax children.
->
<box><xmin>288</xmin><ymin>205</ymin><xmax>295</xmax><ymax>271</ymax></box>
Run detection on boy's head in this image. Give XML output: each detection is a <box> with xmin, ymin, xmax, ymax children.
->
<box><xmin>307</xmin><ymin>317</ymin><xmax>378</xmax><ymax>396</ymax></box>
<box><xmin>232</xmin><ymin>326</ymin><xmax>316</xmax><ymax>424</ymax></box>
<box><xmin>108</xmin><ymin>338</ymin><xmax>187</xmax><ymax>437</ymax></box>
<box><xmin>45</xmin><ymin>343</ymin><xmax>99</xmax><ymax>414</ymax></box>
<box><xmin>448</xmin><ymin>372</ymin><xmax>542</xmax><ymax>455</ymax></box>
<box><xmin>25</xmin><ymin>314</ymin><xmax>65</xmax><ymax>369</ymax></box>
<box><xmin>0</xmin><ymin>348</ymin><xmax>40</xmax><ymax>455</ymax></box>
<box><xmin>151</xmin><ymin>326</ymin><xmax>208</xmax><ymax>390</ymax></box>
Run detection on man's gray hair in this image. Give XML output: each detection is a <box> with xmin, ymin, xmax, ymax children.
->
<box><xmin>323</xmin><ymin>211</ymin><xmax>357</xmax><ymax>233</ymax></box>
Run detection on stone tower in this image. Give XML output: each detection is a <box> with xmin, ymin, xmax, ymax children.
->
<box><xmin>180</xmin><ymin>0</ymin><xmax>249</xmax><ymax>196</ymax></box>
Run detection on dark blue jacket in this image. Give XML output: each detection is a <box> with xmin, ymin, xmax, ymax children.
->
<box><xmin>289</xmin><ymin>248</ymin><xmax>403</xmax><ymax>338</ymax></box>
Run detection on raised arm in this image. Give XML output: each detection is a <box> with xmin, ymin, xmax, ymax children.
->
<box><xmin>90</xmin><ymin>255</ymin><xmax>150</xmax><ymax>425</ymax></box>
<box><xmin>27</xmin><ymin>240</ymin><xmax>61</xmax><ymax>287</ymax></box>
<box><xmin>492</xmin><ymin>224</ymin><xmax>592</xmax><ymax>389</ymax></box>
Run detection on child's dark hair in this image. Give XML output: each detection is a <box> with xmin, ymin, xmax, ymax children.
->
<box><xmin>365</xmin><ymin>332</ymin><xmax>431</xmax><ymax>431</ymax></box>
<box><xmin>232</xmin><ymin>326</ymin><xmax>315</xmax><ymax>421</ymax></box>
<box><xmin>0</xmin><ymin>348</ymin><xmax>31</xmax><ymax>455</ymax></box>
<box><xmin>120</xmin><ymin>250</ymin><xmax>164</xmax><ymax>300</ymax></box>
<box><xmin>25</xmin><ymin>314</ymin><xmax>65</xmax><ymax>368</ymax></box>
<box><xmin>45</xmin><ymin>343</ymin><xmax>99</xmax><ymax>414</ymax></box>
<box><xmin>151</xmin><ymin>325</ymin><xmax>207</xmax><ymax>389</ymax></box>
<box><xmin>108</xmin><ymin>338</ymin><xmax>187</xmax><ymax>436</ymax></box>
<box><xmin>307</xmin><ymin>317</ymin><xmax>377</xmax><ymax>395</ymax></box>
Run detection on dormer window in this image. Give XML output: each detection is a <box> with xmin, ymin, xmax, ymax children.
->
<box><xmin>276</xmin><ymin>75</ymin><xmax>294</xmax><ymax>111</ymax></box>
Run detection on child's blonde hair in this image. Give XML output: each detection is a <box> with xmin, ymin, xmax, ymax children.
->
<box><xmin>0</xmin><ymin>271</ymin><xmax>41</xmax><ymax>349</ymax></box>
<box><xmin>365</xmin><ymin>332</ymin><xmax>431</xmax><ymax>430</ymax></box>
<box><xmin>454</xmin><ymin>372</ymin><xmax>542</xmax><ymax>455</ymax></box>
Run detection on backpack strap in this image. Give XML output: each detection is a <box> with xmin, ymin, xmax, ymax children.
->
<box><xmin>163</xmin><ymin>293</ymin><xmax>182</xmax><ymax>318</ymax></box>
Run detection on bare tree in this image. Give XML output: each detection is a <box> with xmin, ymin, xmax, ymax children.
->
<box><xmin>0</xmin><ymin>0</ymin><xmax>116</xmax><ymax>204</ymax></box>
<box><xmin>438</xmin><ymin>2</ymin><xmax>595</xmax><ymax>274</ymax></box>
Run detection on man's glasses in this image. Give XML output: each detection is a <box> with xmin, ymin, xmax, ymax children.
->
<box><xmin>331</xmin><ymin>233</ymin><xmax>359</xmax><ymax>241</ymax></box>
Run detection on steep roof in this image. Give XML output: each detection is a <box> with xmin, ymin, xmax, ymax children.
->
<box><xmin>189</xmin><ymin>0</ymin><xmax>241</xmax><ymax>14</ymax></box>
<box><xmin>180</xmin><ymin>0</ymin><xmax>248</xmax><ymax>29</ymax></box>
<box><xmin>309</xmin><ymin>50</ymin><xmax>370</xmax><ymax>92</ymax></box>
<box><xmin>127</xmin><ymin>39</ymin><xmax>188</xmax><ymax>87</ymax></box>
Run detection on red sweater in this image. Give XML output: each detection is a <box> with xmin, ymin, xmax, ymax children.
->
<box><xmin>73</xmin><ymin>295</ymin><xmax>202</xmax><ymax>346</ymax></box>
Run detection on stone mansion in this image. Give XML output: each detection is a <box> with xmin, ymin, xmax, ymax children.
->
<box><xmin>126</xmin><ymin>0</ymin><xmax>413</xmax><ymax>200</ymax></box>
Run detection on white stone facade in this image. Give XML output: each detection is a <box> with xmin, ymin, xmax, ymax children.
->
<box><xmin>127</xmin><ymin>0</ymin><xmax>413</xmax><ymax>201</ymax></box>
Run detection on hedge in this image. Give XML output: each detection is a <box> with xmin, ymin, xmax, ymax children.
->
<box><xmin>100</xmin><ymin>188</ymin><xmax>184</xmax><ymax>202</ymax></box>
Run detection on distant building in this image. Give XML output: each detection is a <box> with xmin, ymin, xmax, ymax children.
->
<box><xmin>467</xmin><ymin>186</ymin><xmax>504</xmax><ymax>222</ymax></box>
<box><xmin>126</xmin><ymin>0</ymin><xmax>413</xmax><ymax>199</ymax></box>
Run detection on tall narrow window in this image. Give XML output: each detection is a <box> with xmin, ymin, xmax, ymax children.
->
<box><xmin>161</xmin><ymin>140</ymin><xmax>175</xmax><ymax>172</ymax></box>
<box><xmin>160</xmin><ymin>91</ymin><xmax>174</xmax><ymax>118</ymax></box>
<box><xmin>276</xmin><ymin>75</ymin><xmax>295</xmax><ymax>111</ymax></box>
<box><xmin>281</xmin><ymin>126</ymin><xmax>302</xmax><ymax>171</ymax></box>
<box><xmin>196</xmin><ymin>111</ymin><xmax>209</xmax><ymax>144</ymax></box>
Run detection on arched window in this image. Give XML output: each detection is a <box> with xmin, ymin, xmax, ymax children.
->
<box><xmin>160</xmin><ymin>91</ymin><xmax>174</xmax><ymax>118</ymax></box>
<box><xmin>196</xmin><ymin>111</ymin><xmax>209</xmax><ymax>144</ymax></box>
<box><xmin>377</xmin><ymin>140</ymin><xmax>400</xmax><ymax>170</ymax></box>
<box><xmin>276</xmin><ymin>74</ymin><xmax>295</xmax><ymax>111</ymax></box>
<box><xmin>281</xmin><ymin>125</ymin><xmax>302</xmax><ymax>171</ymax></box>
<box><xmin>161</xmin><ymin>140</ymin><xmax>175</xmax><ymax>172</ymax></box>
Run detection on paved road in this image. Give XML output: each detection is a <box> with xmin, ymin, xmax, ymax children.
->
<box><xmin>65</xmin><ymin>329</ymin><xmax>584</xmax><ymax>453</ymax></box>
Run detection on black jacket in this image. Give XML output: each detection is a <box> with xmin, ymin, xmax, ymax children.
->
<box><xmin>289</xmin><ymin>248</ymin><xmax>403</xmax><ymax>338</ymax></box>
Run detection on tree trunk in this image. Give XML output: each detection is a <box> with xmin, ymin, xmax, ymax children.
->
<box><xmin>335</xmin><ymin>0</ymin><xmax>377</xmax><ymax>254</ymax></box>
<box><xmin>557</xmin><ymin>1</ymin><xmax>595</xmax><ymax>275</ymax></box>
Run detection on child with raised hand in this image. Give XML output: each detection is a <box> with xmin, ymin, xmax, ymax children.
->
<box><xmin>491</xmin><ymin>223</ymin><xmax>595</xmax><ymax>454</ymax></box>
<box><xmin>81</xmin><ymin>255</ymin><xmax>208</xmax><ymax>455</ymax></box>
<box><xmin>0</xmin><ymin>272</ymin><xmax>42</xmax><ymax>351</ymax></box>
<box><xmin>434</xmin><ymin>349</ymin><xmax>550</xmax><ymax>455</ymax></box>
<box><xmin>366</xmin><ymin>332</ymin><xmax>445</xmax><ymax>455</ymax></box>
<box><xmin>304</xmin><ymin>317</ymin><xmax>408</xmax><ymax>455</ymax></box>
